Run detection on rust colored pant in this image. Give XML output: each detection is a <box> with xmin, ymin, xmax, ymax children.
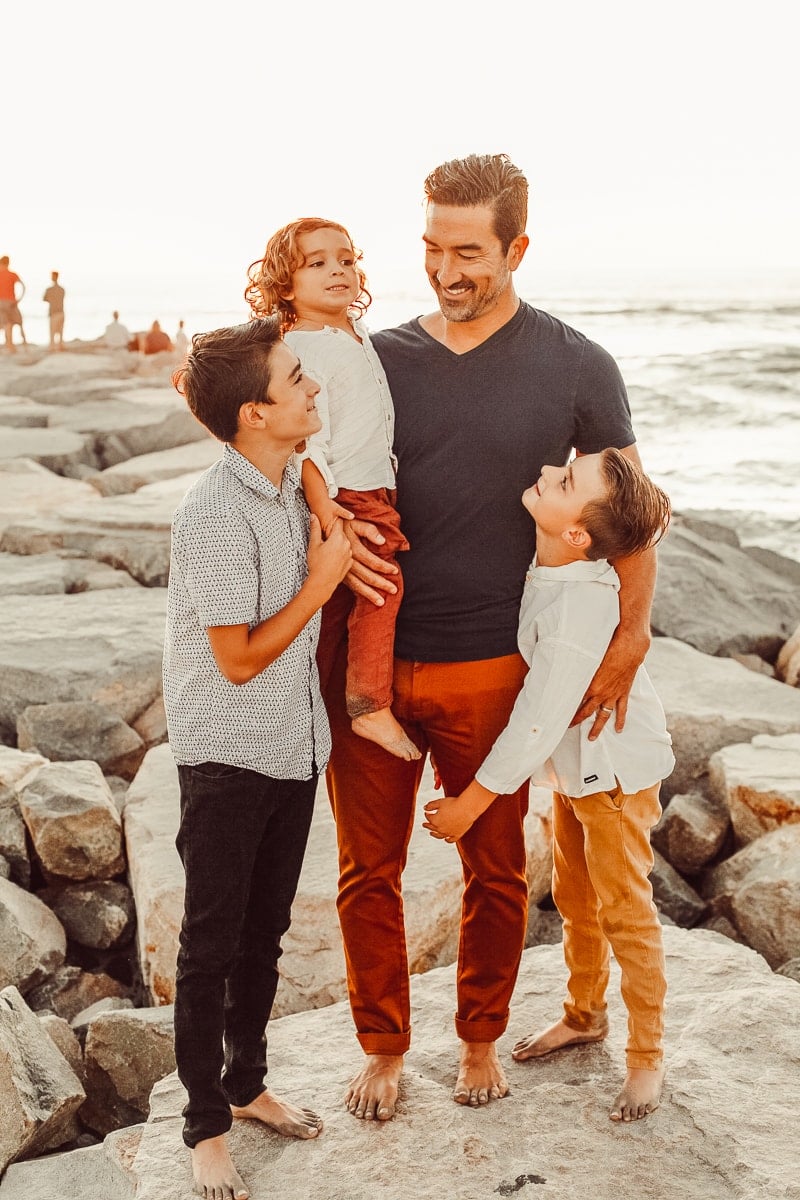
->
<box><xmin>323</xmin><ymin>639</ymin><xmax>530</xmax><ymax>1054</ymax></box>
<box><xmin>317</xmin><ymin>487</ymin><xmax>409</xmax><ymax>719</ymax></box>
<box><xmin>553</xmin><ymin>782</ymin><xmax>666</xmax><ymax>1069</ymax></box>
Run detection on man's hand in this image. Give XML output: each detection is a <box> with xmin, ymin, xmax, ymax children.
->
<box><xmin>342</xmin><ymin>518</ymin><xmax>399</xmax><ymax>607</ymax></box>
<box><xmin>571</xmin><ymin>625</ymin><xmax>651</xmax><ymax>740</ymax></box>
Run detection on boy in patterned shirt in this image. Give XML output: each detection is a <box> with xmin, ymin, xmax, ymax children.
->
<box><xmin>163</xmin><ymin>318</ymin><xmax>351</xmax><ymax>1200</ymax></box>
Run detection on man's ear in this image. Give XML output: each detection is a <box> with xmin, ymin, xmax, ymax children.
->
<box><xmin>507</xmin><ymin>233</ymin><xmax>530</xmax><ymax>272</ymax></box>
<box><xmin>562</xmin><ymin>526</ymin><xmax>591</xmax><ymax>552</ymax></box>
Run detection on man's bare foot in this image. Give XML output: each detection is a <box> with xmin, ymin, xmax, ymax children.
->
<box><xmin>454</xmin><ymin>1041</ymin><xmax>509</xmax><ymax>1107</ymax></box>
<box><xmin>191</xmin><ymin>1134</ymin><xmax>249</xmax><ymax>1200</ymax></box>
<box><xmin>351</xmin><ymin>709</ymin><xmax>421</xmax><ymax>760</ymax></box>
<box><xmin>230</xmin><ymin>1089</ymin><xmax>322</xmax><ymax>1138</ymax></box>
<box><xmin>610</xmin><ymin>1065</ymin><xmax>664</xmax><ymax>1122</ymax></box>
<box><xmin>511</xmin><ymin>1017</ymin><xmax>607</xmax><ymax>1061</ymax></box>
<box><xmin>344</xmin><ymin>1053</ymin><xmax>404</xmax><ymax>1120</ymax></box>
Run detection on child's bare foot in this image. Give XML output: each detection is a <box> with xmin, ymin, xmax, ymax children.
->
<box><xmin>512</xmin><ymin>1017</ymin><xmax>607</xmax><ymax>1061</ymax></box>
<box><xmin>344</xmin><ymin>1053</ymin><xmax>404</xmax><ymax>1120</ymax></box>
<box><xmin>351</xmin><ymin>709</ymin><xmax>421</xmax><ymax>760</ymax></box>
<box><xmin>454</xmin><ymin>1041</ymin><xmax>509</xmax><ymax>1106</ymax></box>
<box><xmin>191</xmin><ymin>1134</ymin><xmax>249</xmax><ymax>1199</ymax></box>
<box><xmin>610</xmin><ymin>1066</ymin><xmax>664</xmax><ymax>1122</ymax></box>
<box><xmin>230</xmin><ymin>1089</ymin><xmax>322</xmax><ymax>1138</ymax></box>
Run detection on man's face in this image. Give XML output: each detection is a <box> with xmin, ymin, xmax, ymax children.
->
<box><xmin>522</xmin><ymin>454</ymin><xmax>607</xmax><ymax>537</ymax></box>
<box><xmin>423</xmin><ymin>202</ymin><xmax>516</xmax><ymax>322</ymax></box>
<box><xmin>259</xmin><ymin>341</ymin><xmax>322</xmax><ymax>445</ymax></box>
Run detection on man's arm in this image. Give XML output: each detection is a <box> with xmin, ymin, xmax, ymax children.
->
<box><xmin>207</xmin><ymin>515</ymin><xmax>351</xmax><ymax>684</ymax></box>
<box><xmin>571</xmin><ymin>443</ymin><xmax>655</xmax><ymax>739</ymax></box>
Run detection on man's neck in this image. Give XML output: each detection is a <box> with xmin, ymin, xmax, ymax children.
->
<box><xmin>420</xmin><ymin>290</ymin><xmax>521</xmax><ymax>354</ymax></box>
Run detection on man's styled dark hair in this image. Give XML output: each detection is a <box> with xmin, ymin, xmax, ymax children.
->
<box><xmin>423</xmin><ymin>153</ymin><xmax>528</xmax><ymax>253</ymax></box>
<box><xmin>580</xmin><ymin>449</ymin><xmax>671</xmax><ymax>561</ymax></box>
<box><xmin>172</xmin><ymin>317</ymin><xmax>282</xmax><ymax>443</ymax></box>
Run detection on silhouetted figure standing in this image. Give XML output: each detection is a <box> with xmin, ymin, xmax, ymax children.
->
<box><xmin>43</xmin><ymin>270</ymin><xmax>66</xmax><ymax>351</ymax></box>
<box><xmin>0</xmin><ymin>255</ymin><xmax>25</xmax><ymax>353</ymax></box>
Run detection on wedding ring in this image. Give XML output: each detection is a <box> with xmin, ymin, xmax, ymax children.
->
<box><xmin>598</xmin><ymin>705</ymin><xmax>614</xmax><ymax>714</ymax></box>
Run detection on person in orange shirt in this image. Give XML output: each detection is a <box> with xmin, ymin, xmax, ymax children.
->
<box><xmin>0</xmin><ymin>255</ymin><xmax>25</xmax><ymax>353</ymax></box>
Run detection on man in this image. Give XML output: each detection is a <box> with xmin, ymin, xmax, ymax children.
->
<box><xmin>0</xmin><ymin>255</ymin><xmax>25</xmax><ymax>353</ymax></box>
<box><xmin>103</xmin><ymin>310</ymin><xmax>131</xmax><ymax>349</ymax></box>
<box><xmin>321</xmin><ymin>153</ymin><xmax>656</xmax><ymax>1121</ymax></box>
<box><xmin>164</xmin><ymin>318</ymin><xmax>351</xmax><ymax>1199</ymax></box>
<box><xmin>43</xmin><ymin>270</ymin><xmax>66</xmax><ymax>351</ymax></box>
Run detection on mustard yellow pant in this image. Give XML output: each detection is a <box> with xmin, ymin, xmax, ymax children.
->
<box><xmin>552</xmin><ymin>782</ymin><xmax>666</xmax><ymax>1070</ymax></box>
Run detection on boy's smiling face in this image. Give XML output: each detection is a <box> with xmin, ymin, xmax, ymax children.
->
<box><xmin>522</xmin><ymin>454</ymin><xmax>607</xmax><ymax>540</ymax></box>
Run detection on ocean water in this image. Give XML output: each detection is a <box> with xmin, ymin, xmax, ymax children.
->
<box><xmin>13</xmin><ymin>282</ymin><xmax>800</xmax><ymax>564</ymax></box>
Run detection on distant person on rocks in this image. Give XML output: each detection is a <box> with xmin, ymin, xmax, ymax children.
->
<box><xmin>163</xmin><ymin>317</ymin><xmax>351</xmax><ymax>1200</ymax></box>
<box><xmin>424</xmin><ymin>449</ymin><xmax>673</xmax><ymax>1123</ymax></box>
<box><xmin>246</xmin><ymin>217</ymin><xmax>418</xmax><ymax>761</ymax></box>
<box><xmin>0</xmin><ymin>255</ymin><xmax>25</xmax><ymax>353</ymax></box>
<box><xmin>175</xmin><ymin>319</ymin><xmax>190</xmax><ymax>355</ymax></box>
<box><xmin>103</xmin><ymin>310</ymin><xmax>131</xmax><ymax>349</ymax></box>
<box><xmin>142</xmin><ymin>319</ymin><xmax>174</xmax><ymax>354</ymax></box>
<box><xmin>43</xmin><ymin>270</ymin><xmax>66</xmax><ymax>351</ymax></box>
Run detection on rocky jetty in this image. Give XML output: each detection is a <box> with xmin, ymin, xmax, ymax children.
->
<box><xmin>0</xmin><ymin>348</ymin><xmax>799</xmax><ymax>1198</ymax></box>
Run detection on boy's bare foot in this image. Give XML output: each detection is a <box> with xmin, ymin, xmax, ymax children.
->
<box><xmin>351</xmin><ymin>709</ymin><xmax>421</xmax><ymax>760</ymax></box>
<box><xmin>191</xmin><ymin>1134</ymin><xmax>249</xmax><ymax>1200</ymax></box>
<box><xmin>230</xmin><ymin>1089</ymin><xmax>322</xmax><ymax>1138</ymax></box>
<box><xmin>454</xmin><ymin>1041</ymin><xmax>509</xmax><ymax>1106</ymax></box>
<box><xmin>511</xmin><ymin>1017</ymin><xmax>607</xmax><ymax>1061</ymax></box>
<box><xmin>610</xmin><ymin>1065</ymin><xmax>664</xmax><ymax>1122</ymax></box>
<box><xmin>344</xmin><ymin>1053</ymin><xmax>404</xmax><ymax>1120</ymax></box>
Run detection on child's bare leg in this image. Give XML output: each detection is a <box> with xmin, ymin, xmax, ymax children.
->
<box><xmin>190</xmin><ymin>1134</ymin><xmax>249</xmax><ymax>1200</ymax></box>
<box><xmin>512</xmin><ymin>1016</ymin><xmax>607</xmax><ymax>1060</ymax></box>
<box><xmin>230</xmin><ymin>1088</ymin><xmax>322</xmax><ymax>1138</ymax></box>
<box><xmin>351</xmin><ymin>708</ymin><xmax>421</xmax><ymax>760</ymax></box>
<box><xmin>610</xmin><ymin>1065</ymin><xmax>664</xmax><ymax>1122</ymax></box>
<box><xmin>454</xmin><ymin>1041</ymin><xmax>509</xmax><ymax>1107</ymax></box>
<box><xmin>345</xmin><ymin>1053</ymin><xmax>404</xmax><ymax>1120</ymax></box>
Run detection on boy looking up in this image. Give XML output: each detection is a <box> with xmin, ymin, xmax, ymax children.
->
<box><xmin>163</xmin><ymin>318</ymin><xmax>351</xmax><ymax>1200</ymax></box>
<box><xmin>424</xmin><ymin>449</ymin><xmax>673</xmax><ymax>1123</ymax></box>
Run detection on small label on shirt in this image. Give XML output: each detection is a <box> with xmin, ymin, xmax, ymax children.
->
<box><xmin>583</xmin><ymin>774</ymin><xmax>599</xmax><ymax>785</ymax></box>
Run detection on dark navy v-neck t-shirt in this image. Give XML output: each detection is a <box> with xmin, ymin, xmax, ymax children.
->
<box><xmin>372</xmin><ymin>302</ymin><xmax>635</xmax><ymax>663</ymax></box>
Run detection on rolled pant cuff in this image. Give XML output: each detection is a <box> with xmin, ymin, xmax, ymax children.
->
<box><xmin>454</xmin><ymin>1015</ymin><xmax>508</xmax><ymax>1043</ymax></box>
<box><xmin>357</xmin><ymin>1030</ymin><xmax>411</xmax><ymax>1056</ymax></box>
<box><xmin>182</xmin><ymin>1113</ymin><xmax>232</xmax><ymax>1149</ymax></box>
<box><xmin>626</xmin><ymin>1051</ymin><xmax>664</xmax><ymax>1070</ymax></box>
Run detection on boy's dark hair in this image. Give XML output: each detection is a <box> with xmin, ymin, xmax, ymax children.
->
<box><xmin>580</xmin><ymin>449</ymin><xmax>671</xmax><ymax>561</ymax></box>
<box><xmin>423</xmin><ymin>153</ymin><xmax>528</xmax><ymax>253</ymax></box>
<box><xmin>172</xmin><ymin>317</ymin><xmax>282</xmax><ymax>443</ymax></box>
<box><xmin>244</xmin><ymin>217</ymin><xmax>371</xmax><ymax>331</ymax></box>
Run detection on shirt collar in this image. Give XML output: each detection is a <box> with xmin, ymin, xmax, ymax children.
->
<box><xmin>532</xmin><ymin>558</ymin><xmax>620</xmax><ymax>587</ymax></box>
<box><xmin>223</xmin><ymin>443</ymin><xmax>302</xmax><ymax>499</ymax></box>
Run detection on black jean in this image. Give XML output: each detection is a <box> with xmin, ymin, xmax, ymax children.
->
<box><xmin>174</xmin><ymin>761</ymin><xmax>316</xmax><ymax>1148</ymax></box>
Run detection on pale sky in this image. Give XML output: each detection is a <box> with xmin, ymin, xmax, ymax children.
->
<box><xmin>6</xmin><ymin>0</ymin><xmax>799</xmax><ymax>306</ymax></box>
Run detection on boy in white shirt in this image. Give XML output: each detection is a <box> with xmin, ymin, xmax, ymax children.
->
<box><xmin>423</xmin><ymin>448</ymin><xmax>673</xmax><ymax>1123</ymax></box>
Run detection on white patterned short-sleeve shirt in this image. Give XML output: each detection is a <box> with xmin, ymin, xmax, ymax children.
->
<box><xmin>162</xmin><ymin>443</ymin><xmax>330</xmax><ymax>780</ymax></box>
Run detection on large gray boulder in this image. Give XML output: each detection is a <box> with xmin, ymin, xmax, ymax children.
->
<box><xmin>646</xmin><ymin>637</ymin><xmax>800</xmax><ymax>797</ymax></box>
<box><xmin>0</xmin><ymin>459</ymin><xmax>100</xmax><ymax>538</ymax></box>
<box><xmin>0</xmin><ymin>877</ymin><xmax>66</xmax><ymax>992</ymax></box>
<box><xmin>0</xmin><ymin>986</ymin><xmax>85</xmax><ymax>1174</ymax></box>
<box><xmin>0</xmin><ymin>747</ymin><xmax>46</xmax><ymax>887</ymax></box>
<box><xmin>17</xmin><ymin>761</ymin><xmax>125</xmax><ymax>882</ymax></box>
<box><xmin>129</xmin><ymin>926</ymin><xmax>800</xmax><ymax>1200</ymax></box>
<box><xmin>653</xmin><ymin>517</ymin><xmax>800</xmax><ymax>659</ymax></box>
<box><xmin>17</xmin><ymin>702</ymin><xmax>146</xmax><ymax>780</ymax></box>
<box><xmin>0</xmin><ymin>587</ymin><xmax>167</xmax><ymax>743</ymax></box>
<box><xmin>708</xmin><ymin>732</ymin><xmax>800</xmax><ymax>845</ymax></box>
<box><xmin>80</xmin><ymin>1006</ymin><xmax>176</xmax><ymax>1137</ymax></box>
<box><xmin>90</xmin><ymin>436</ymin><xmax>222</xmax><ymax>496</ymax></box>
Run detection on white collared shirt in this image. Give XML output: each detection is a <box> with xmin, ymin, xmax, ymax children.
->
<box><xmin>162</xmin><ymin>444</ymin><xmax>330</xmax><ymax>780</ymax></box>
<box><xmin>477</xmin><ymin>558</ymin><xmax>675</xmax><ymax>799</ymax></box>
<box><xmin>285</xmin><ymin>319</ymin><xmax>396</xmax><ymax>496</ymax></box>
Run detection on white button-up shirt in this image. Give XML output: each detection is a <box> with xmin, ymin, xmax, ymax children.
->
<box><xmin>162</xmin><ymin>444</ymin><xmax>330</xmax><ymax>780</ymax></box>
<box><xmin>285</xmin><ymin>320</ymin><xmax>396</xmax><ymax>496</ymax></box>
<box><xmin>477</xmin><ymin>559</ymin><xmax>675</xmax><ymax>799</ymax></box>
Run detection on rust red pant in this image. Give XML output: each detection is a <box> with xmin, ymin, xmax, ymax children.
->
<box><xmin>316</xmin><ymin>487</ymin><xmax>409</xmax><ymax>719</ymax></box>
<box><xmin>322</xmin><ymin>640</ymin><xmax>530</xmax><ymax>1054</ymax></box>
